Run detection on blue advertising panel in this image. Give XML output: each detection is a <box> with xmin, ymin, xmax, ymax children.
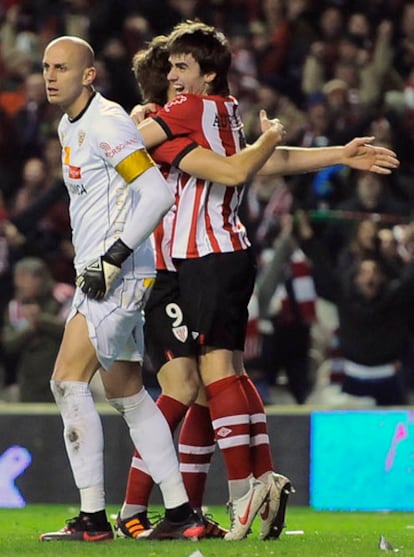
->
<box><xmin>310</xmin><ymin>410</ymin><xmax>414</xmax><ymax>511</ymax></box>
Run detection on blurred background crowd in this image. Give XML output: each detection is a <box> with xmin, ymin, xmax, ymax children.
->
<box><xmin>1</xmin><ymin>0</ymin><xmax>414</xmax><ymax>407</ymax></box>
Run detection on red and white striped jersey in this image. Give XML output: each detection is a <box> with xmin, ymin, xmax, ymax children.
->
<box><xmin>150</xmin><ymin>134</ymin><xmax>198</xmax><ymax>271</ymax></box>
<box><xmin>152</xmin><ymin>93</ymin><xmax>251</xmax><ymax>259</ymax></box>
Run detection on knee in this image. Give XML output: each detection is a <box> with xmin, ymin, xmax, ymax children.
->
<box><xmin>50</xmin><ymin>378</ymin><xmax>60</xmax><ymax>401</ymax></box>
<box><xmin>158</xmin><ymin>359</ymin><xmax>200</xmax><ymax>406</ymax></box>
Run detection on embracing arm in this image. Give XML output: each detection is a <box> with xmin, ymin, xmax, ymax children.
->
<box><xmin>136</xmin><ymin>107</ymin><xmax>286</xmax><ymax>184</ymax></box>
<box><xmin>137</xmin><ymin>116</ymin><xmax>169</xmax><ymax>149</ymax></box>
<box><xmin>178</xmin><ymin>117</ymin><xmax>286</xmax><ymax>185</ymax></box>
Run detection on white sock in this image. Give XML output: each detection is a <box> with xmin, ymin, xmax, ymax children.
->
<box><xmin>228</xmin><ymin>477</ymin><xmax>252</xmax><ymax>500</ymax></box>
<box><xmin>120</xmin><ymin>453</ymin><xmax>150</xmax><ymax>519</ymax></box>
<box><xmin>108</xmin><ymin>388</ymin><xmax>188</xmax><ymax>509</ymax></box>
<box><xmin>51</xmin><ymin>380</ymin><xmax>105</xmax><ymax>512</ymax></box>
<box><xmin>120</xmin><ymin>503</ymin><xmax>147</xmax><ymax>520</ymax></box>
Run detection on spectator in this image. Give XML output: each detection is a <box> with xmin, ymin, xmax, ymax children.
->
<box><xmin>322</xmin><ymin>78</ymin><xmax>367</xmax><ymax>143</ymax></box>
<box><xmin>243</xmin><ymin>77</ymin><xmax>306</xmax><ymax>145</ymax></box>
<box><xmin>393</xmin><ymin>1</ymin><xmax>414</xmax><ymax>81</ymax></box>
<box><xmin>324</xmin><ymin>170</ymin><xmax>408</xmax><ymax>263</ymax></box>
<box><xmin>298</xmin><ymin>212</ymin><xmax>413</xmax><ymax>406</ymax></box>
<box><xmin>14</xmin><ymin>71</ymin><xmax>60</xmax><ymax>159</ymax></box>
<box><xmin>301</xmin><ymin>5</ymin><xmax>344</xmax><ymax>95</ymax></box>
<box><xmin>0</xmin><ymin>47</ymin><xmax>33</xmax><ymax>118</ymax></box>
<box><xmin>0</xmin><ymin>3</ymin><xmax>41</xmax><ymax>65</ymax></box>
<box><xmin>10</xmin><ymin>156</ymin><xmax>48</xmax><ymax>215</ymax></box>
<box><xmin>346</xmin><ymin>12</ymin><xmax>372</xmax><ymax>48</ymax></box>
<box><xmin>255</xmin><ymin>214</ymin><xmax>317</xmax><ymax>404</ymax></box>
<box><xmin>241</xmin><ymin>172</ymin><xmax>292</xmax><ymax>258</ymax></box>
<box><xmin>8</xmin><ymin>155</ymin><xmax>73</xmax><ymax>283</ymax></box>
<box><xmin>336</xmin><ymin>218</ymin><xmax>380</xmax><ymax>277</ymax></box>
<box><xmin>378</xmin><ymin>226</ymin><xmax>403</xmax><ymax>279</ymax></box>
<box><xmin>303</xmin><ymin>20</ymin><xmax>403</xmax><ymax>111</ymax></box>
<box><xmin>1</xmin><ymin>257</ymin><xmax>74</xmax><ymax>402</ymax></box>
<box><xmin>99</xmin><ymin>35</ymin><xmax>143</xmax><ymax>111</ymax></box>
<box><xmin>0</xmin><ymin>195</ymin><xmax>27</xmax><ymax>337</ymax></box>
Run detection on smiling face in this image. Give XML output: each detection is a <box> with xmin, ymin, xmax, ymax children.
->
<box><xmin>167</xmin><ymin>52</ymin><xmax>216</xmax><ymax>96</ymax></box>
<box><xmin>42</xmin><ymin>37</ymin><xmax>96</xmax><ymax>119</ymax></box>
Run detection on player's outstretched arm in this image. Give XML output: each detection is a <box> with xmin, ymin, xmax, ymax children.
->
<box><xmin>257</xmin><ymin>110</ymin><xmax>400</xmax><ymax>176</ymax></box>
<box><xmin>340</xmin><ymin>137</ymin><xmax>399</xmax><ymax>173</ymax></box>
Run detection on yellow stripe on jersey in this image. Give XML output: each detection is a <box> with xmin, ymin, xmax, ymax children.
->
<box><xmin>115</xmin><ymin>149</ymin><xmax>155</xmax><ymax>183</ymax></box>
<box><xmin>144</xmin><ymin>277</ymin><xmax>155</xmax><ymax>289</ymax></box>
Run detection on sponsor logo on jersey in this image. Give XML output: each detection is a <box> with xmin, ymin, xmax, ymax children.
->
<box><xmin>69</xmin><ymin>165</ymin><xmax>81</xmax><ymax>179</ymax></box>
<box><xmin>213</xmin><ymin>113</ymin><xmax>242</xmax><ymax>130</ymax></box>
<box><xmin>99</xmin><ymin>138</ymin><xmax>140</xmax><ymax>158</ymax></box>
<box><xmin>67</xmin><ymin>182</ymin><xmax>87</xmax><ymax>195</ymax></box>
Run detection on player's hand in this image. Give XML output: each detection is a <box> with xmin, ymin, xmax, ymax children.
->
<box><xmin>76</xmin><ymin>238</ymin><xmax>133</xmax><ymax>300</ymax></box>
<box><xmin>76</xmin><ymin>257</ymin><xmax>121</xmax><ymax>300</ymax></box>
<box><xmin>259</xmin><ymin>109</ymin><xmax>286</xmax><ymax>144</ymax></box>
<box><xmin>342</xmin><ymin>137</ymin><xmax>400</xmax><ymax>174</ymax></box>
<box><xmin>130</xmin><ymin>102</ymin><xmax>158</xmax><ymax>125</ymax></box>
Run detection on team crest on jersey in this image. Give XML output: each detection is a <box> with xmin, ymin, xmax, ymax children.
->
<box><xmin>164</xmin><ymin>94</ymin><xmax>188</xmax><ymax>112</ymax></box>
<box><xmin>172</xmin><ymin>325</ymin><xmax>188</xmax><ymax>343</ymax></box>
<box><xmin>78</xmin><ymin>130</ymin><xmax>86</xmax><ymax>147</ymax></box>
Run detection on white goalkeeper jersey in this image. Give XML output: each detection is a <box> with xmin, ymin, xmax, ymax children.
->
<box><xmin>58</xmin><ymin>92</ymin><xmax>155</xmax><ymax>278</ymax></box>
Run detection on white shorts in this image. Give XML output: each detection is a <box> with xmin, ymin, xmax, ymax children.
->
<box><xmin>67</xmin><ymin>276</ymin><xmax>154</xmax><ymax>370</ymax></box>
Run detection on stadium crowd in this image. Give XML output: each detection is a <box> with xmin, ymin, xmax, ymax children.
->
<box><xmin>0</xmin><ymin>0</ymin><xmax>414</xmax><ymax>406</ymax></box>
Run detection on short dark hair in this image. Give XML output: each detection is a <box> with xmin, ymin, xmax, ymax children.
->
<box><xmin>167</xmin><ymin>20</ymin><xmax>231</xmax><ymax>96</ymax></box>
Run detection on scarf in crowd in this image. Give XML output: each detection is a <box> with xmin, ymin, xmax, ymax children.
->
<box><xmin>267</xmin><ymin>248</ymin><xmax>317</xmax><ymax>325</ymax></box>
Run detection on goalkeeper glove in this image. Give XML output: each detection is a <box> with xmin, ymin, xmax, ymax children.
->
<box><xmin>75</xmin><ymin>238</ymin><xmax>133</xmax><ymax>300</ymax></box>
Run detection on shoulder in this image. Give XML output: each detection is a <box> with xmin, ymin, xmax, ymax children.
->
<box><xmin>161</xmin><ymin>94</ymin><xmax>201</xmax><ymax>115</ymax></box>
<box><xmin>151</xmin><ymin>136</ymin><xmax>197</xmax><ymax>166</ymax></box>
<box><xmin>92</xmin><ymin>93</ymin><xmax>130</xmax><ymax>122</ymax></box>
<box><xmin>89</xmin><ymin>94</ymin><xmax>144</xmax><ymax>150</ymax></box>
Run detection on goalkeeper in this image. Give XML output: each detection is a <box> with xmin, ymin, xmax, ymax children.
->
<box><xmin>39</xmin><ymin>35</ymin><xmax>205</xmax><ymax>542</ymax></box>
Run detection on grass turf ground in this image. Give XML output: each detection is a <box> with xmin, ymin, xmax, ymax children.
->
<box><xmin>0</xmin><ymin>505</ymin><xmax>413</xmax><ymax>557</ymax></box>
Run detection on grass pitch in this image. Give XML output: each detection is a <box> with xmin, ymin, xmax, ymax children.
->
<box><xmin>0</xmin><ymin>504</ymin><xmax>413</xmax><ymax>557</ymax></box>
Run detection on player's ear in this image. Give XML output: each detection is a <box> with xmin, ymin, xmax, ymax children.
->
<box><xmin>204</xmin><ymin>71</ymin><xmax>216</xmax><ymax>84</ymax></box>
<box><xmin>83</xmin><ymin>66</ymin><xmax>96</xmax><ymax>86</ymax></box>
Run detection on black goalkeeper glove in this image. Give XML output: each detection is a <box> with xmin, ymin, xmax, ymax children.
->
<box><xmin>75</xmin><ymin>239</ymin><xmax>133</xmax><ymax>300</ymax></box>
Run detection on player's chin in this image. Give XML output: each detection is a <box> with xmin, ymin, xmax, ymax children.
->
<box><xmin>46</xmin><ymin>92</ymin><xmax>59</xmax><ymax>103</ymax></box>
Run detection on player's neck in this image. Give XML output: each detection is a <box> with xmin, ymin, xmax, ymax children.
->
<box><xmin>67</xmin><ymin>88</ymin><xmax>96</xmax><ymax>122</ymax></box>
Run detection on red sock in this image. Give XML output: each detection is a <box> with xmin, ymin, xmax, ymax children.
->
<box><xmin>205</xmin><ymin>375</ymin><xmax>252</xmax><ymax>480</ymax></box>
<box><xmin>240</xmin><ymin>374</ymin><xmax>273</xmax><ymax>477</ymax></box>
<box><xmin>178</xmin><ymin>403</ymin><xmax>215</xmax><ymax>509</ymax></box>
<box><xmin>124</xmin><ymin>395</ymin><xmax>187</xmax><ymax>505</ymax></box>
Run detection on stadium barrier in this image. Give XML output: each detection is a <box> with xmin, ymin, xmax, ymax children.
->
<box><xmin>0</xmin><ymin>404</ymin><xmax>309</xmax><ymax>507</ymax></box>
<box><xmin>1</xmin><ymin>405</ymin><xmax>413</xmax><ymax>510</ymax></box>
